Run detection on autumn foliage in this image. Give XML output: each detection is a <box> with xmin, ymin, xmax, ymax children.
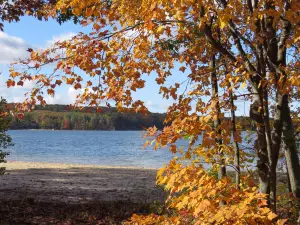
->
<box><xmin>7</xmin><ymin>0</ymin><xmax>300</xmax><ymax>224</ymax></box>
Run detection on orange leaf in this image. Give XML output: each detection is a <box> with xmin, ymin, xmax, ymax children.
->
<box><xmin>93</xmin><ymin>23</ymin><xmax>101</xmax><ymax>31</ymax></box>
<box><xmin>66</xmin><ymin>78</ymin><xmax>75</xmax><ymax>85</ymax></box>
<box><xmin>169</xmin><ymin>145</ymin><xmax>177</xmax><ymax>153</ymax></box>
<box><xmin>6</xmin><ymin>79</ymin><xmax>15</xmax><ymax>87</ymax></box>
<box><xmin>179</xmin><ymin>66</ymin><xmax>186</xmax><ymax>73</ymax></box>
<box><xmin>76</xmin><ymin>76</ymin><xmax>83</xmax><ymax>82</ymax></box>
<box><xmin>55</xmin><ymin>80</ymin><xmax>62</xmax><ymax>86</ymax></box>
<box><xmin>47</xmin><ymin>89</ymin><xmax>55</xmax><ymax>96</ymax></box>
<box><xmin>74</xmin><ymin>83</ymin><xmax>82</xmax><ymax>90</ymax></box>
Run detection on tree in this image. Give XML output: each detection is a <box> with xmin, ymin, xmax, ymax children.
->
<box><xmin>0</xmin><ymin>0</ymin><xmax>79</xmax><ymax>31</ymax></box>
<box><xmin>8</xmin><ymin>0</ymin><xmax>300</xmax><ymax>223</ymax></box>
<box><xmin>0</xmin><ymin>98</ymin><xmax>13</xmax><ymax>174</ymax></box>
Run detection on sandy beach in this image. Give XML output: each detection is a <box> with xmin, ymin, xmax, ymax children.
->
<box><xmin>0</xmin><ymin>161</ymin><xmax>165</xmax><ymax>204</ymax></box>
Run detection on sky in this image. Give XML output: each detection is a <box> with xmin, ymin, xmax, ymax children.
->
<box><xmin>0</xmin><ymin>16</ymin><xmax>250</xmax><ymax>115</ymax></box>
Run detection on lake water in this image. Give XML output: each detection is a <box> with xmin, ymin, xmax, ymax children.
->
<box><xmin>6</xmin><ymin>130</ymin><xmax>255</xmax><ymax>169</ymax></box>
<box><xmin>6</xmin><ymin>130</ymin><xmax>185</xmax><ymax>169</ymax></box>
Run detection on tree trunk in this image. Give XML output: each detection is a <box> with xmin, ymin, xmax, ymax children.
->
<box><xmin>210</xmin><ymin>55</ymin><xmax>226</xmax><ymax>179</ymax></box>
<box><xmin>269</xmin><ymin>93</ymin><xmax>288</xmax><ymax>212</ymax></box>
<box><xmin>285</xmin><ymin>158</ymin><xmax>292</xmax><ymax>193</ymax></box>
<box><xmin>250</xmin><ymin>92</ymin><xmax>270</xmax><ymax>197</ymax></box>
<box><xmin>262</xmin><ymin>87</ymin><xmax>276</xmax><ymax>211</ymax></box>
<box><xmin>230</xmin><ymin>91</ymin><xmax>240</xmax><ymax>189</ymax></box>
<box><xmin>282</xmin><ymin>99</ymin><xmax>300</xmax><ymax>198</ymax></box>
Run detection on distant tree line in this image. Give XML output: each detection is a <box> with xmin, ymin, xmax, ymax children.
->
<box><xmin>8</xmin><ymin>105</ymin><xmax>255</xmax><ymax>131</ymax></box>
<box><xmin>8</xmin><ymin>105</ymin><xmax>165</xmax><ymax>130</ymax></box>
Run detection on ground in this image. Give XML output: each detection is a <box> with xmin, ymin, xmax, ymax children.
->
<box><xmin>0</xmin><ymin>161</ymin><xmax>166</xmax><ymax>225</ymax></box>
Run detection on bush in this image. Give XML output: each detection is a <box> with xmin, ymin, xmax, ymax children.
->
<box><xmin>0</xmin><ymin>98</ymin><xmax>13</xmax><ymax>174</ymax></box>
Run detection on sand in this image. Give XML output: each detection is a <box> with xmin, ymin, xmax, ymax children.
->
<box><xmin>0</xmin><ymin>161</ymin><xmax>166</xmax><ymax>204</ymax></box>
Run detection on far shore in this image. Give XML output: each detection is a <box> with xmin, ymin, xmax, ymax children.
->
<box><xmin>0</xmin><ymin>161</ymin><xmax>165</xmax><ymax>204</ymax></box>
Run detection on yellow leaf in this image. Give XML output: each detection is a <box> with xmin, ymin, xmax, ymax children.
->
<box><xmin>277</xmin><ymin>219</ymin><xmax>288</xmax><ymax>225</ymax></box>
<box><xmin>267</xmin><ymin>211</ymin><xmax>277</xmax><ymax>221</ymax></box>
<box><xmin>258</xmin><ymin>107</ymin><xmax>262</xmax><ymax>113</ymax></box>
<box><xmin>157</xmin><ymin>26</ymin><xmax>164</xmax><ymax>34</ymax></box>
<box><xmin>194</xmin><ymin>200</ymin><xmax>211</xmax><ymax>216</ymax></box>
<box><xmin>220</xmin><ymin>19</ymin><xmax>226</xmax><ymax>29</ymax></box>
<box><xmin>241</xmin><ymin>81</ymin><xmax>246</xmax><ymax>90</ymax></box>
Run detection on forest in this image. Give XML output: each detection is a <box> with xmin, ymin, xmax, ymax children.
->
<box><xmin>8</xmin><ymin>104</ymin><xmax>166</xmax><ymax>130</ymax></box>
<box><xmin>8</xmin><ymin>104</ymin><xmax>254</xmax><ymax>131</ymax></box>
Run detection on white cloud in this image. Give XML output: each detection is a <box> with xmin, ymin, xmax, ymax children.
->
<box><xmin>44</xmin><ymin>94</ymin><xmax>63</xmax><ymax>104</ymax></box>
<box><xmin>146</xmin><ymin>100</ymin><xmax>153</xmax><ymax>107</ymax></box>
<box><xmin>67</xmin><ymin>87</ymin><xmax>78</xmax><ymax>102</ymax></box>
<box><xmin>0</xmin><ymin>75</ymin><xmax>25</xmax><ymax>102</ymax></box>
<box><xmin>145</xmin><ymin>101</ymin><xmax>170</xmax><ymax>113</ymax></box>
<box><xmin>0</xmin><ymin>32</ymin><xmax>29</xmax><ymax>64</ymax></box>
<box><xmin>43</xmin><ymin>87</ymin><xmax>79</xmax><ymax>105</ymax></box>
<box><xmin>14</xmin><ymin>80</ymin><xmax>34</xmax><ymax>89</ymax></box>
<box><xmin>46</xmin><ymin>32</ymin><xmax>76</xmax><ymax>47</ymax></box>
<box><xmin>0</xmin><ymin>31</ymin><xmax>76</xmax><ymax>65</ymax></box>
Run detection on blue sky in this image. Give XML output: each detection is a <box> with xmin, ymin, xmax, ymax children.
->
<box><xmin>0</xmin><ymin>16</ymin><xmax>250</xmax><ymax>115</ymax></box>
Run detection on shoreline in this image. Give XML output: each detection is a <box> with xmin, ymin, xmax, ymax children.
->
<box><xmin>3</xmin><ymin>161</ymin><xmax>158</xmax><ymax>171</ymax></box>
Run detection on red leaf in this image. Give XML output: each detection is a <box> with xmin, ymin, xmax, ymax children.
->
<box><xmin>17</xmin><ymin>80</ymin><xmax>24</xmax><ymax>86</ymax></box>
<box><xmin>17</xmin><ymin>113</ymin><xmax>24</xmax><ymax>120</ymax></box>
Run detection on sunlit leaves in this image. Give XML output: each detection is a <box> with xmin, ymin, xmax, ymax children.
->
<box><xmin>6</xmin><ymin>0</ymin><xmax>300</xmax><ymax>223</ymax></box>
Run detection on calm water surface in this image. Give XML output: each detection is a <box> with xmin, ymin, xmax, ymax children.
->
<box><xmin>6</xmin><ymin>130</ymin><xmax>186</xmax><ymax>169</ymax></box>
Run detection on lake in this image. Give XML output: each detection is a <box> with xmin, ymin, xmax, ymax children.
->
<box><xmin>6</xmin><ymin>130</ymin><xmax>255</xmax><ymax>169</ymax></box>
<box><xmin>6</xmin><ymin>130</ymin><xmax>184</xmax><ymax>169</ymax></box>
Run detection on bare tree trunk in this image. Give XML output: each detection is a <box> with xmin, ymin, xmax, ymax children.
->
<box><xmin>282</xmin><ymin>100</ymin><xmax>300</xmax><ymax>198</ymax></box>
<box><xmin>262</xmin><ymin>87</ymin><xmax>275</xmax><ymax>210</ymax></box>
<box><xmin>285</xmin><ymin>158</ymin><xmax>292</xmax><ymax>193</ymax></box>
<box><xmin>210</xmin><ymin>55</ymin><xmax>226</xmax><ymax>179</ymax></box>
<box><xmin>250</xmin><ymin>93</ymin><xmax>270</xmax><ymax>197</ymax></box>
<box><xmin>263</xmin><ymin>0</ymin><xmax>280</xmax><ymax>212</ymax></box>
<box><xmin>225</xmin><ymin>70</ymin><xmax>240</xmax><ymax>188</ymax></box>
<box><xmin>230</xmin><ymin>91</ymin><xmax>240</xmax><ymax>189</ymax></box>
<box><xmin>249</xmin><ymin>15</ymin><xmax>271</xmax><ymax>200</ymax></box>
<box><xmin>282</xmin><ymin>99</ymin><xmax>300</xmax><ymax>224</ymax></box>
